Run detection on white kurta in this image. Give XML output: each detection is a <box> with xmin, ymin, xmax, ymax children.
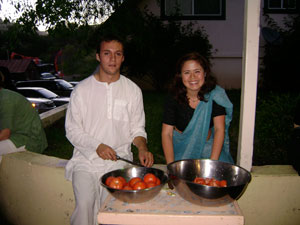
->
<box><xmin>65</xmin><ymin>74</ymin><xmax>147</xmax><ymax>180</ymax></box>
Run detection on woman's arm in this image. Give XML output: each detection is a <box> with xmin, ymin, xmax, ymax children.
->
<box><xmin>210</xmin><ymin>115</ymin><xmax>225</xmax><ymax>160</ymax></box>
<box><xmin>162</xmin><ymin>123</ymin><xmax>175</xmax><ymax>164</ymax></box>
<box><xmin>0</xmin><ymin>128</ymin><xmax>11</xmax><ymax>141</ymax></box>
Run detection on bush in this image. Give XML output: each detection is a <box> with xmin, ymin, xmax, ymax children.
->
<box><xmin>261</xmin><ymin>14</ymin><xmax>300</xmax><ymax>92</ymax></box>
<box><xmin>44</xmin><ymin>90</ymin><xmax>299</xmax><ymax>166</ymax></box>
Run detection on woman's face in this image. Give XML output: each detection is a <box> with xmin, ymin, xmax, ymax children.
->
<box><xmin>181</xmin><ymin>60</ymin><xmax>205</xmax><ymax>94</ymax></box>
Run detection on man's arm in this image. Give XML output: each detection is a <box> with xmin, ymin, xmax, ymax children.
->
<box><xmin>133</xmin><ymin>136</ymin><xmax>153</xmax><ymax>167</ymax></box>
<box><xmin>0</xmin><ymin>128</ymin><xmax>11</xmax><ymax>141</ymax></box>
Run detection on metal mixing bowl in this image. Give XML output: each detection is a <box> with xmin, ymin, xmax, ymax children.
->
<box><xmin>100</xmin><ymin>166</ymin><xmax>168</xmax><ymax>203</ymax></box>
<box><xmin>167</xmin><ymin>159</ymin><xmax>251</xmax><ymax>206</ymax></box>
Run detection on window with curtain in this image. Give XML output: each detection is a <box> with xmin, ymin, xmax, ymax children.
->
<box><xmin>161</xmin><ymin>0</ymin><xmax>226</xmax><ymax>20</ymax></box>
<box><xmin>264</xmin><ymin>0</ymin><xmax>299</xmax><ymax>13</ymax></box>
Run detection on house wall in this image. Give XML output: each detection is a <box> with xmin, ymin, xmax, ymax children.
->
<box><xmin>138</xmin><ymin>0</ymin><xmax>292</xmax><ymax>89</ymax></box>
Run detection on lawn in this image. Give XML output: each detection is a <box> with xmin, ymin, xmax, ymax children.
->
<box><xmin>44</xmin><ymin>89</ymin><xmax>299</xmax><ymax>165</ymax></box>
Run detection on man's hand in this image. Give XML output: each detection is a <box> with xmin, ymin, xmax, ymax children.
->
<box><xmin>138</xmin><ymin>149</ymin><xmax>154</xmax><ymax>167</ymax></box>
<box><xmin>133</xmin><ymin>136</ymin><xmax>154</xmax><ymax>167</ymax></box>
<box><xmin>96</xmin><ymin>143</ymin><xmax>117</xmax><ymax>160</ymax></box>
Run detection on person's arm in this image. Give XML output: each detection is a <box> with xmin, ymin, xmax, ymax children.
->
<box><xmin>96</xmin><ymin>143</ymin><xmax>117</xmax><ymax>160</ymax></box>
<box><xmin>133</xmin><ymin>136</ymin><xmax>153</xmax><ymax>167</ymax></box>
<box><xmin>0</xmin><ymin>128</ymin><xmax>11</xmax><ymax>141</ymax></box>
<box><xmin>65</xmin><ymin>89</ymin><xmax>102</xmax><ymax>161</ymax></box>
<box><xmin>162</xmin><ymin>123</ymin><xmax>175</xmax><ymax>164</ymax></box>
<box><xmin>129</xmin><ymin>87</ymin><xmax>153</xmax><ymax>167</ymax></box>
<box><xmin>210</xmin><ymin>115</ymin><xmax>225</xmax><ymax>160</ymax></box>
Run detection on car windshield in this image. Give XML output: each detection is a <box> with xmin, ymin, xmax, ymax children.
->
<box><xmin>57</xmin><ymin>80</ymin><xmax>73</xmax><ymax>89</ymax></box>
<box><xmin>38</xmin><ymin>88</ymin><xmax>58</xmax><ymax>98</ymax></box>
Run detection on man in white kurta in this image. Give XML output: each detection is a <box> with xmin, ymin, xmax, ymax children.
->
<box><xmin>65</xmin><ymin>35</ymin><xmax>153</xmax><ymax>225</ymax></box>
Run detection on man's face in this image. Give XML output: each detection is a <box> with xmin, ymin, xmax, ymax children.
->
<box><xmin>96</xmin><ymin>40</ymin><xmax>124</xmax><ymax>77</ymax></box>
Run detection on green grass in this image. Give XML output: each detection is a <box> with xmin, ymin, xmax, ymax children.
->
<box><xmin>44</xmin><ymin>90</ymin><xmax>299</xmax><ymax>165</ymax></box>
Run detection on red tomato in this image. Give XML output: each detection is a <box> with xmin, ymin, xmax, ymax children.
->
<box><xmin>220</xmin><ymin>180</ymin><xmax>227</xmax><ymax>187</ymax></box>
<box><xmin>193</xmin><ymin>177</ymin><xmax>205</xmax><ymax>185</ymax></box>
<box><xmin>129</xmin><ymin>177</ymin><xmax>142</xmax><ymax>188</ymax></box>
<box><xmin>117</xmin><ymin>176</ymin><xmax>127</xmax><ymax>185</ymax></box>
<box><xmin>123</xmin><ymin>185</ymin><xmax>133</xmax><ymax>190</ymax></box>
<box><xmin>133</xmin><ymin>181</ymin><xmax>147</xmax><ymax>190</ymax></box>
<box><xmin>109</xmin><ymin>177</ymin><xmax>124</xmax><ymax>189</ymax></box>
<box><xmin>146</xmin><ymin>181</ymin><xmax>157</xmax><ymax>188</ymax></box>
<box><xmin>105</xmin><ymin>176</ymin><xmax>115</xmax><ymax>186</ymax></box>
<box><xmin>204</xmin><ymin>178</ymin><xmax>211</xmax><ymax>185</ymax></box>
<box><xmin>156</xmin><ymin>178</ymin><xmax>161</xmax><ymax>185</ymax></box>
<box><xmin>143</xmin><ymin>173</ymin><xmax>157</xmax><ymax>183</ymax></box>
<box><xmin>211</xmin><ymin>178</ymin><xmax>220</xmax><ymax>187</ymax></box>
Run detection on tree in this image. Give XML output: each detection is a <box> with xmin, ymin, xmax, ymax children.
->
<box><xmin>96</xmin><ymin>3</ymin><xmax>213</xmax><ymax>90</ymax></box>
<box><xmin>5</xmin><ymin>0</ymin><xmax>123</xmax><ymax>32</ymax></box>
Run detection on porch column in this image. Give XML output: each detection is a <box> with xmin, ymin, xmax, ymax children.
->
<box><xmin>237</xmin><ymin>0</ymin><xmax>261</xmax><ymax>171</ymax></box>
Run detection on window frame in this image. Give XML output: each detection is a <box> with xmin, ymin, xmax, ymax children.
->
<box><xmin>263</xmin><ymin>0</ymin><xmax>300</xmax><ymax>14</ymax></box>
<box><xmin>161</xmin><ymin>0</ymin><xmax>226</xmax><ymax>20</ymax></box>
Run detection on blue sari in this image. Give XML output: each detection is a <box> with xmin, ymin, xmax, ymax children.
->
<box><xmin>173</xmin><ymin>85</ymin><xmax>234</xmax><ymax>163</ymax></box>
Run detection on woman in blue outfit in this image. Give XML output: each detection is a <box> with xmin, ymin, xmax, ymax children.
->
<box><xmin>162</xmin><ymin>52</ymin><xmax>234</xmax><ymax>164</ymax></box>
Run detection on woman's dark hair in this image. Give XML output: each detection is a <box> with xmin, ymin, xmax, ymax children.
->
<box><xmin>96</xmin><ymin>34</ymin><xmax>125</xmax><ymax>54</ymax></box>
<box><xmin>170</xmin><ymin>52</ymin><xmax>216</xmax><ymax>105</ymax></box>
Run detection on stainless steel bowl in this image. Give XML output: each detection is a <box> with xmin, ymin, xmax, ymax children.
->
<box><xmin>100</xmin><ymin>167</ymin><xmax>168</xmax><ymax>203</ymax></box>
<box><xmin>167</xmin><ymin>159</ymin><xmax>251</xmax><ymax>206</ymax></box>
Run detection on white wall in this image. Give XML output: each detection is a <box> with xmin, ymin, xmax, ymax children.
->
<box><xmin>1</xmin><ymin>152</ymin><xmax>300</xmax><ymax>225</ymax></box>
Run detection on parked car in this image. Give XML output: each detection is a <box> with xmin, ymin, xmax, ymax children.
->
<box><xmin>37</xmin><ymin>63</ymin><xmax>57</xmax><ymax>75</ymax></box>
<box><xmin>17</xmin><ymin>87</ymin><xmax>70</xmax><ymax>107</ymax></box>
<box><xmin>15</xmin><ymin>79</ymin><xmax>74</xmax><ymax>97</ymax></box>
<box><xmin>40</xmin><ymin>72</ymin><xmax>57</xmax><ymax>80</ymax></box>
<box><xmin>69</xmin><ymin>81</ymin><xmax>79</xmax><ymax>87</ymax></box>
<box><xmin>27</xmin><ymin>97</ymin><xmax>56</xmax><ymax>113</ymax></box>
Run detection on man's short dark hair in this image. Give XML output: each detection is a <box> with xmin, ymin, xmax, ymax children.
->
<box><xmin>96</xmin><ymin>34</ymin><xmax>125</xmax><ymax>54</ymax></box>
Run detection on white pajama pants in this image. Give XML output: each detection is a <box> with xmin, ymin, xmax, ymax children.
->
<box><xmin>0</xmin><ymin>139</ymin><xmax>26</xmax><ymax>163</ymax></box>
<box><xmin>71</xmin><ymin>170</ymin><xmax>108</xmax><ymax>225</ymax></box>
<box><xmin>70</xmin><ymin>161</ymin><xmax>127</xmax><ymax>225</ymax></box>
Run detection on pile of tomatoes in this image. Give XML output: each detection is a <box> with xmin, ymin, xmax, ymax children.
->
<box><xmin>193</xmin><ymin>177</ymin><xmax>227</xmax><ymax>187</ymax></box>
<box><xmin>105</xmin><ymin>173</ymin><xmax>161</xmax><ymax>190</ymax></box>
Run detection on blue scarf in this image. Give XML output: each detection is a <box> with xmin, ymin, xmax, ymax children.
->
<box><xmin>173</xmin><ymin>85</ymin><xmax>234</xmax><ymax>163</ymax></box>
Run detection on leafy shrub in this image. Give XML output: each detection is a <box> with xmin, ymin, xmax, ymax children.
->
<box><xmin>261</xmin><ymin>14</ymin><xmax>300</xmax><ymax>92</ymax></box>
<box><xmin>253</xmin><ymin>91</ymin><xmax>298</xmax><ymax>165</ymax></box>
<box><xmin>44</xmin><ymin>90</ymin><xmax>299</xmax><ymax>166</ymax></box>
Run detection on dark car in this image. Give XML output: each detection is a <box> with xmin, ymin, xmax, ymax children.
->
<box><xmin>69</xmin><ymin>81</ymin><xmax>79</xmax><ymax>87</ymax></box>
<box><xmin>15</xmin><ymin>79</ymin><xmax>74</xmax><ymax>97</ymax></box>
<box><xmin>40</xmin><ymin>72</ymin><xmax>57</xmax><ymax>80</ymax></box>
<box><xmin>27</xmin><ymin>97</ymin><xmax>56</xmax><ymax>113</ymax></box>
<box><xmin>37</xmin><ymin>63</ymin><xmax>57</xmax><ymax>75</ymax></box>
<box><xmin>17</xmin><ymin>87</ymin><xmax>69</xmax><ymax>107</ymax></box>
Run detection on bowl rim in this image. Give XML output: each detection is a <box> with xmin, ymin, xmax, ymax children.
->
<box><xmin>101</xmin><ymin>182</ymin><xmax>166</xmax><ymax>192</ymax></box>
<box><xmin>167</xmin><ymin>159</ymin><xmax>252</xmax><ymax>187</ymax></box>
<box><xmin>100</xmin><ymin>167</ymin><xmax>169</xmax><ymax>192</ymax></box>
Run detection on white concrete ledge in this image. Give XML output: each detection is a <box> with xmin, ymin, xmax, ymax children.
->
<box><xmin>0</xmin><ymin>152</ymin><xmax>74</xmax><ymax>225</ymax></box>
<box><xmin>0</xmin><ymin>152</ymin><xmax>299</xmax><ymax>225</ymax></box>
<box><xmin>40</xmin><ymin>104</ymin><xmax>68</xmax><ymax>128</ymax></box>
